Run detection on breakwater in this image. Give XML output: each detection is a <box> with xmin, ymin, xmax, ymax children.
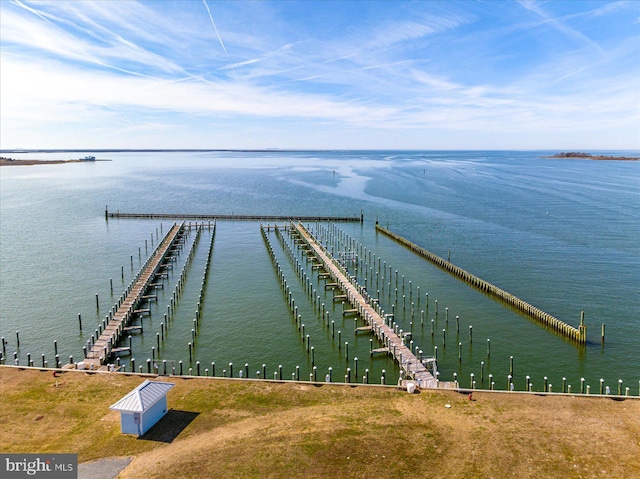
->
<box><xmin>376</xmin><ymin>224</ymin><xmax>587</xmax><ymax>344</ymax></box>
<box><xmin>105</xmin><ymin>207</ymin><xmax>362</xmax><ymax>223</ymax></box>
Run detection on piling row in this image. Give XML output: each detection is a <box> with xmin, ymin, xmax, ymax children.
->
<box><xmin>105</xmin><ymin>207</ymin><xmax>361</xmax><ymax>223</ymax></box>
<box><xmin>182</xmin><ymin>222</ymin><xmax>217</xmax><ymax>364</ymax></box>
<box><xmin>275</xmin><ymin>224</ymin><xmax>330</xmax><ymax>346</ymax></box>
<box><xmin>376</xmin><ymin>224</ymin><xmax>587</xmax><ymax>344</ymax></box>
<box><xmin>457</xmin><ymin>364</ymin><xmax>637</xmax><ymax>398</ymax></box>
<box><xmin>262</xmin><ymin>224</ymin><xmax>325</xmax><ymax>376</ymax></box>
<box><xmin>277</xmin><ymin>222</ymin><xmax>367</xmax><ymax>348</ymax></box>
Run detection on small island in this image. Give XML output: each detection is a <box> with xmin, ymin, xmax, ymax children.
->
<box><xmin>0</xmin><ymin>156</ymin><xmax>109</xmax><ymax>166</ymax></box>
<box><xmin>544</xmin><ymin>152</ymin><xmax>639</xmax><ymax>161</ymax></box>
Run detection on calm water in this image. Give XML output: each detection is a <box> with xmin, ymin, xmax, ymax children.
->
<box><xmin>1</xmin><ymin>151</ymin><xmax>638</xmax><ymax>392</ymax></box>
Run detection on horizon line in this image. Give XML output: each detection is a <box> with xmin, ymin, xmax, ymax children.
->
<box><xmin>3</xmin><ymin>148</ymin><xmax>639</xmax><ymax>154</ymax></box>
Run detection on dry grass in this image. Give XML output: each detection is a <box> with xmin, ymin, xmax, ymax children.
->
<box><xmin>1</xmin><ymin>366</ymin><xmax>639</xmax><ymax>478</ymax></box>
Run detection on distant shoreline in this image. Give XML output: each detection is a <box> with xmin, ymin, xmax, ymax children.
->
<box><xmin>543</xmin><ymin>152</ymin><xmax>639</xmax><ymax>161</ymax></box>
<box><xmin>2</xmin><ymin>150</ymin><xmax>639</xmax><ymax>163</ymax></box>
<box><xmin>1</xmin><ymin>149</ymin><xmax>303</xmax><ymax>154</ymax></box>
<box><xmin>0</xmin><ymin>159</ymin><xmax>111</xmax><ymax>166</ymax></box>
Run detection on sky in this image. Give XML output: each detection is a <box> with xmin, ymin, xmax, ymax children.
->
<box><xmin>1</xmin><ymin>0</ymin><xmax>639</xmax><ymax>150</ymax></box>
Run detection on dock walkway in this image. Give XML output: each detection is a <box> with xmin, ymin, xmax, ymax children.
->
<box><xmin>292</xmin><ymin>223</ymin><xmax>439</xmax><ymax>388</ymax></box>
<box><xmin>83</xmin><ymin>223</ymin><xmax>184</xmax><ymax>369</ymax></box>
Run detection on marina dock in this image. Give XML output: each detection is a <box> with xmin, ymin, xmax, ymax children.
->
<box><xmin>82</xmin><ymin>223</ymin><xmax>185</xmax><ymax>369</ymax></box>
<box><xmin>292</xmin><ymin>222</ymin><xmax>441</xmax><ymax>388</ymax></box>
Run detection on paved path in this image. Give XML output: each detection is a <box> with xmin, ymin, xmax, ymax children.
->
<box><xmin>78</xmin><ymin>457</ymin><xmax>132</xmax><ymax>479</ymax></box>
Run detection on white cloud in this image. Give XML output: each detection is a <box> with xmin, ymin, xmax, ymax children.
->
<box><xmin>1</xmin><ymin>0</ymin><xmax>638</xmax><ymax>149</ymax></box>
<box><xmin>2</xmin><ymin>4</ymin><xmax>184</xmax><ymax>75</ymax></box>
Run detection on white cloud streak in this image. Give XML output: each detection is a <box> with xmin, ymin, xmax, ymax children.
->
<box><xmin>3</xmin><ymin>3</ymin><xmax>184</xmax><ymax>75</ymax></box>
<box><xmin>202</xmin><ymin>0</ymin><xmax>227</xmax><ymax>54</ymax></box>
<box><xmin>518</xmin><ymin>0</ymin><xmax>605</xmax><ymax>54</ymax></box>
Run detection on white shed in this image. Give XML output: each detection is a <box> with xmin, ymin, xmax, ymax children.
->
<box><xmin>110</xmin><ymin>380</ymin><xmax>175</xmax><ymax>436</ymax></box>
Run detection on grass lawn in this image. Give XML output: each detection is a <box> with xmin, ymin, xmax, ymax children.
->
<box><xmin>1</xmin><ymin>366</ymin><xmax>638</xmax><ymax>478</ymax></box>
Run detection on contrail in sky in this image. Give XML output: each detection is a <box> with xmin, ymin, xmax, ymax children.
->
<box><xmin>202</xmin><ymin>0</ymin><xmax>227</xmax><ymax>54</ymax></box>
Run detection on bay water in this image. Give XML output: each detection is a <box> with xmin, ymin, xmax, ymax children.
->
<box><xmin>1</xmin><ymin>150</ymin><xmax>638</xmax><ymax>392</ymax></box>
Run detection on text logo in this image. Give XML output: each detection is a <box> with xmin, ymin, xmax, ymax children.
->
<box><xmin>1</xmin><ymin>455</ymin><xmax>77</xmax><ymax>478</ymax></box>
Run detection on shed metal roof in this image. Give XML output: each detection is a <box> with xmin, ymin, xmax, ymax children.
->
<box><xmin>110</xmin><ymin>380</ymin><xmax>175</xmax><ymax>413</ymax></box>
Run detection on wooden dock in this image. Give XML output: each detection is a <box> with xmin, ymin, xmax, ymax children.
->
<box><xmin>82</xmin><ymin>223</ymin><xmax>185</xmax><ymax>369</ymax></box>
<box><xmin>292</xmin><ymin>222</ymin><xmax>440</xmax><ymax>388</ymax></box>
<box><xmin>376</xmin><ymin>224</ymin><xmax>587</xmax><ymax>344</ymax></box>
<box><xmin>105</xmin><ymin>208</ymin><xmax>362</xmax><ymax>223</ymax></box>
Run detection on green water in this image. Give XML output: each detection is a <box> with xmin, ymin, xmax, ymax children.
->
<box><xmin>0</xmin><ymin>150</ymin><xmax>638</xmax><ymax>393</ymax></box>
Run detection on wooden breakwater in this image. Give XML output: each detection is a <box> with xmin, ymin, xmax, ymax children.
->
<box><xmin>105</xmin><ymin>207</ymin><xmax>362</xmax><ymax>223</ymax></box>
<box><xmin>376</xmin><ymin>224</ymin><xmax>587</xmax><ymax>344</ymax></box>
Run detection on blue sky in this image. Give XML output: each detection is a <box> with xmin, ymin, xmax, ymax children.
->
<box><xmin>1</xmin><ymin>0</ymin><xmax>638</xmax><ymax>150</ymax></box>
